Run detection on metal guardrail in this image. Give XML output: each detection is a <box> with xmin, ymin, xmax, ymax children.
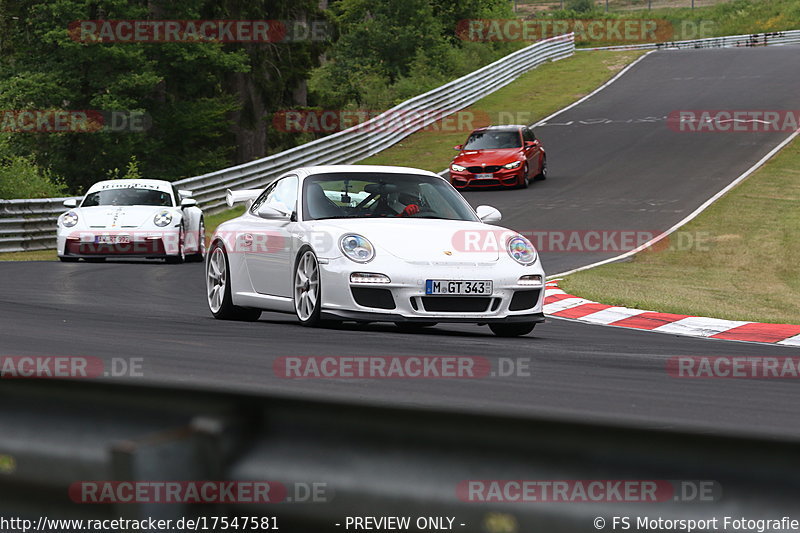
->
<box><xmin>0</xmin><ymin>34</ymin><xmax>575</xmax><ymax>253</ymax></box>
<box><xmin>579</xmin><ymin>29</ymin><xmax>800</xmax><ymax>51</ymax></box>
<box><xmin>2</xmin><ymin>379</ymin><xmax>800</xmax><ymax>530</ymax></box>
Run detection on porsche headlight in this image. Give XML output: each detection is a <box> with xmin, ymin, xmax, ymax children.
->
<box><xmin>507</xmin><ymin>235</ymin><xmax>537</xmax><ymax>265</ymax></box>
<box><xmin>154</xmin><ymin>210</ymin><xmax>173</xmax><ymax>227</ymax></box>
<box><xmin>340</xmin><ymin>234</ymin><xmax>374</xmax><ymax>263</ymax></box>
<box><xmin>451</xmin><ymin>163</ymin><xmax>466</xmax><ymax>172</ymax></box>
<box><xmin>503</xmin><ymin>160</ymin><xmax>523</xmax><ymax>169</ymax></box>
<box><xmin>62</xmin><ymin>211</ymin><xmax>79</xmax><ymax>228</ymax></box>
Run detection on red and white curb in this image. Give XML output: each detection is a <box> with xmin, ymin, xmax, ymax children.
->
<box><xmin>544</xmin><ymin>280</ymin><xmax>800</xmax><ymax>347</ymax></box>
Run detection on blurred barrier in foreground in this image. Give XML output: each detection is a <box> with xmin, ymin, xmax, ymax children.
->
<box><xmin>0</xmin><ymin>34</ymin><xmax>575</xmax><ymax>253</ymax></box>
<box><xmin>2</xmin><ymin>379</ymin><xmax>800</xmax><ymax>531</ymax></box>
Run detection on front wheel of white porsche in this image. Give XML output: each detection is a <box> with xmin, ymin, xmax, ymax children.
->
<box><xmin>206</xmin><ymin>243</ymin><xmax>261</xmax><ymax>321</ymax></box>
<box><xmin>165</xmin><ymin>223</ymin><xmax>186</xmax><ymax>264</ymax></box>
<box><xmin>186</xmin><ymin>217</ymin><xmax>206</xmax><ymax>263</ymax></box>
<box><xmin>294</xmin><ymin>249</ymin><xmax>322</xmax><ymax>327</ymax></box>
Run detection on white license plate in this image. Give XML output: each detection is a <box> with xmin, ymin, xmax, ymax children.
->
<box><xmin>475</xmin><ymin>173</ymin><xmax>494</xmax><ymax>179</ymax></box>
<box><xmin>95</xmin><ymin>235</ymin><xmax>131</xmax><ymax>244</ymax></box>
<box><xmin>425</xmin><ymin>280</ymin><xmax>492</xmax><ymax>296</ymax></box>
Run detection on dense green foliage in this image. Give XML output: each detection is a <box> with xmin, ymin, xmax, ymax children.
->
<box><xmin>309</xmin><ymin>0</ymin><xmax>520</xmax><ymax>109</ymax></box>
<box><xmin>0</xmin><ymin>0</ymin><xmax>325</xmax><ymax>196</ymax></box>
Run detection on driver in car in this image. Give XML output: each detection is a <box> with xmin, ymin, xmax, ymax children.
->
<box><xmin>387</xmin><ymin>184</ymin><xmax>421</xmax><ymax>217</ymax></box>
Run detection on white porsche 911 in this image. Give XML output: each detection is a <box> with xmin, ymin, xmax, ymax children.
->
<box><xmin>206</xmin><ymin>165</ymin><xmax>546</xmax><ymax>336</ymax></box>
<box><xmin>57</xmin><ymin>179</ymin><xmax>205</xmax><ymax>263</ymax></box>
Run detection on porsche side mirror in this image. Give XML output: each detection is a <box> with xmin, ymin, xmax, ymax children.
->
<box><xmin>476</xmin><ymin>205</ymin><xmax>502</xmax><ymax>224</ymax></box>
<box><xmin>258</xmin><ymin>202</ymin><xmax>292</xmax><ymax>219</ymax></box>
<box><xmin>181</xmin><ymin>198</ymin><xmax>198</xmax><ymax>208</ymax></box>
<box><xmin>453</xmin><ymin>145</ymin><xmax>463</xmax><ymax>151</ymax></box>
<box><xmin>63</xmin><ymin>199</ymin><xmax>78</xmax><ymax>208</ymax></box>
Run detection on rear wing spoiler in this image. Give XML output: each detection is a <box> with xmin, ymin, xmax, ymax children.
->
<box><xmin>226</xmin><ymin>189</ymin><xmax>261</xmax><ymax>208</ymax></box>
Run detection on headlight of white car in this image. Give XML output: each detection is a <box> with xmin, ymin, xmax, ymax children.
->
<box><xmin>507</xmin><ymin>235</ymin><xmax>537</xmax><ymax>265</ymax></box>
<box><xmin>503</xmin><ymin>160</ymin><xmax>523</xmax><ymax>169</ymax></box>
<box><xmin>340</xmin><ymin>234</ymin><xmax>375</xmax><ymax>263</ymax></box>
<box><xmin>62</xmin><ymin>211</ymin><xmax>79</xmax><ymax>227</ymax></box>
<box><xmin>451</xmin><ymin>163</ymin><xmax>466</xmax><ymax>172</ymax></box>
<box><xmin>154</xmin><ymin>210</ymin><xmax>173</xmax><ymax>227</ymax></box>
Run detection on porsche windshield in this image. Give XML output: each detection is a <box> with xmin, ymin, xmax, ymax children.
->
<box><xmin>82</xmin><ymin>188</ymin><xmax>174</xmax><ymax>207</ymax></box>
<box><xmin>463</xmin><ymin>130</ymin><xmax>521</xmax><ymax>150</ymax></box>
<box><xmin>303</xmin><ymin>173</ymin><xmax>478</xmax><ymax>221</ymax></box>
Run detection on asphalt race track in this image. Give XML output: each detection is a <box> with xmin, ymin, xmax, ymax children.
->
<box><xmin>3</xmin><ymin>46</ymin><xmax>800</xmax><ymax>438</ymax></box>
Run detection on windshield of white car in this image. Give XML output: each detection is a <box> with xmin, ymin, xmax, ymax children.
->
<box><xmin>463</xmin><ymin>130</ymin><xmax>521</xmax><ymax>150</ymax></box>
<box><xmin>303</xmin><ymin>173</ymin><xmax>479</xmax><ymax>222</ymax></box>
<box><xmin>81</xmin><ymin>188</ymin><xmax>174</xmax><ymax>207</ymax></box>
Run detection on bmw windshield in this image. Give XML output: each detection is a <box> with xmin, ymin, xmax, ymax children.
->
<box><xmin>302</xmin><ymin>173</ymin><xmax>479</xmax><ymax>222</ymax></box>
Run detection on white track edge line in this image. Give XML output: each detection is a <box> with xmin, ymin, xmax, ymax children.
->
<box><xmin>549</xmin><ymin>126</ymin><xmax>800</xmax><ymax>279</ymax></box>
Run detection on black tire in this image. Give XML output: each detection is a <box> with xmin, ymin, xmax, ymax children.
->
<box><xmin>59</xmin><ymin>256</ymin><xmax>79</xmax><ymax>263</ymax></box>
<box><xmin>533</xmin><ymin>156</ymin><xmax>547</xmax><ymax>181</ymax></box>
<box><xmin>85</xmin><ymin>257</ymin><xmax>106</xmax><ymax>263</ymax></box>
<box><xmin>165</xmin><ymin>223</ymin><xmax>186</xmax><ymax>264</ymax></box>
<box><xmin>185</xmin><ymin>217</ymin><xmax>206</xmax><ymax>263</ymax></box>
<box><xmin>395</xmin><ymin>322</ymin><xmax>438</xmax><ymax>332</ymax></box>
<box><xmin>520</xmin><ymin>163</ymin><xmax>530</xmax><ymax>188</ymax></box>
<box><xmin>294</xmin><ymin>247</ymin><xmax>323</xmax><ymax>327</ymax></box>
<box><xmin>206</xmin><ymin>242</ymin><xmax>261</xmax><ymax>321</ymax></box>
<box><xmin>489</xmin><ymin>322</ymin><xmax>536</xmax><ymax>337</ymax></box>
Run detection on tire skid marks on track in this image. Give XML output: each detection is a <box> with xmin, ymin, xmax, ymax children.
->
<box><xmin>544</xmin><ymin>280</ymin><xmax>800</xmax><ymax>347</ymax></box>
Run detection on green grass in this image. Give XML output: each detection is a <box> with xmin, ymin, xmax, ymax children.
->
<box><xmin>0</xmin><ymin>206</ymin><xmax>246</xmax><ymax>262</ymax></box>
<box><xmin>561</xmin><ymin>134</ymin><xmax>800</xmax><ymax>325</ymax></box>
<box><xmin>515</xmin><ymin>0</ymin><xmax>800</xmax><ymax>47</ymax></box>
<box><xmin>360</xmin><ymin>50</ymin><xmax>644</xmax><ymax>173</ymax></box>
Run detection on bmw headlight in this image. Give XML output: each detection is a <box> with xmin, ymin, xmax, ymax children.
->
<box><xmin>340</xmin><ymin>234</ymin><xmax>374</xmax><ymax>263</ymax></box>
<box><xmin>154</xmin><ymin>210</ymin><xmax>173</xmax><ymax>227</ymax></box>
<box><xmin>503</xmin><ymin>160</ymin><xmax>523</xmax><ymax>170</ymax></box>
<box><xmin>451</xmin><ymin>163</ymin><xmax>466</xmax><ymax>172</ymax></box>
<box><xmin>507</xmin><ymin>235</ymin><xmax>537</xmax><ymax>265</ymax></box>
<box><xmin>62</xmin><ymin>211</ymin><xmax>79</xmax><ymax>228</ymax></box>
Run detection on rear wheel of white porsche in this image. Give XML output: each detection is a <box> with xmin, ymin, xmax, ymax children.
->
<box><xmin>489</xmin><ymin>322</ymin><xmax>536</xmax><ymax>337</ymax></box>
<box><xmin>165</xmin><ymin>224</ymin><xmax>186</xmax><ymax>264</ymax></box>
<box><xmin>206</xmin><ymin>243</ymin><xmax>261</xmax><ymax>321</ymax></box>
<box><xmin>294</xmin><ymin>249</ymin><xmax>323</xmax><ymax>327</ymax></box>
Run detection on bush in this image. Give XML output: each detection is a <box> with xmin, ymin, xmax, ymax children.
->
<box><xmin>0</xmin><ymin>155</ymin><xmax>67</xmax><ymax>199</ymax></box>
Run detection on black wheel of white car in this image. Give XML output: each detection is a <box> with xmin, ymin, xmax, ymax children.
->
<box><xmin>186</xmin><ymin>217</ymin><xmax>206</xmax><ymax>263</ymax></box>
<box><xmin>206</xmin><ymin>243</ymin><xmax>261</xmax><ymax>321</ymax></box>
<box><xmin>59</xmin><ymin>257</ymin><xmax>79</xmax><ymax>263</ymax></box>
<box><xmin>165</xmin><ymin>223</ymin><xmax>186</xmax><ymax>264</ymax></box>
<box><xmin>294</xmin><ymin>249</ymin><xmax>322</xmax><ymax>327</ymax></box>
<box><xmin>489</xmin><ymin>322</ymin><xmax>536</xmax><ymax>337</ymax></box>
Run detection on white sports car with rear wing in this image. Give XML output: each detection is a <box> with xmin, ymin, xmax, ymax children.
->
<box><xmin>56</xmin><ymin>179</ymin><xmax>205</xmax><ymax>263</ymax></box>
<box><xmin>206</xmin><ymin>165</ymin><xmax>546</xmax><ymax>336</ymax></box>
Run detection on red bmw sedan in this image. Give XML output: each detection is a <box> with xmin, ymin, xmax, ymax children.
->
<box><xmin>449</xmin><ymin>125</ymin><xmax>547</xmax><ymax>189</ymax></box>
